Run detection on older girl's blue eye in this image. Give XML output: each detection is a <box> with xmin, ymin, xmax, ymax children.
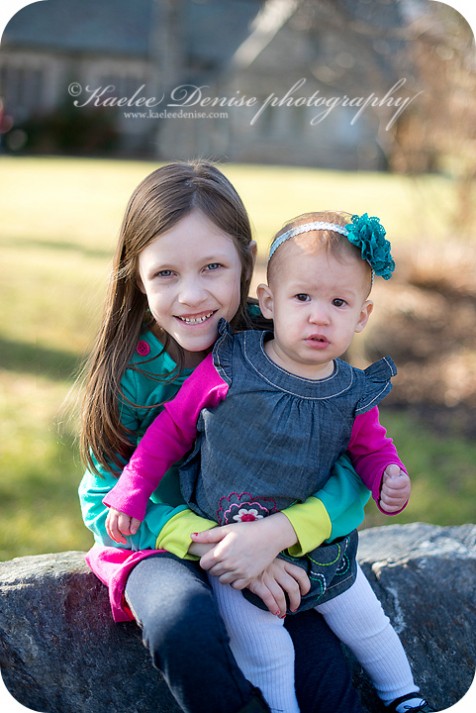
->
<box><xmin>157</xmin><ymin>269</ymin><xmax>173</xmax><ymax>278</ymax></box>
<box><xmin>206</xmin><ymin>263</ymin><xmax>221</xmax><ymax>271</ymax></box>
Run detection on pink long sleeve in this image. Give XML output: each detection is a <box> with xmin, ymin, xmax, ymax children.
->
<box><xmin>104</xmin><ymin>354</ymin><xmax>229</xmax><ymax>521</ymax></box>
<box><xmin>348</xmin><ymin>406</ymin><xmax>408</xmax><ymax>514</ymax></box>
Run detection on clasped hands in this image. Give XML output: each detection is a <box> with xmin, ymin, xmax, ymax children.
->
<box><xmin>106</xmin><ymin>508</ymin><xmax>308</xmax><ymax>617</ymax></box>
<box><xmin>106</xmin><ymin>464</ymin><xmax>411</xmax><ymax>617</ymax></box>
<box><xmin>189</xmin><ymin>516</ymin><xmax>310</xmax><ymax>617</ymax></box>
<box><xmin>190</xmin><ymin>464</ymin><xmax>411</xmax><ymax>615</ymax></box>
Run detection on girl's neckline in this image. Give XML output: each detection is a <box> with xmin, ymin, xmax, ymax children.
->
<box><xmin>240</xmin><ymin>330</ymin><xmax>355</xmax><ymax>400</ymax></box>
<box><xmin>146</xmin><ymin>324</ymin><xmax>206</xmax><ymax>370</ymax></box>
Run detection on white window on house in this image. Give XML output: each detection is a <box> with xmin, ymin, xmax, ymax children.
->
<box><xmin>0</xmin><ymin>61</ymin><xmax>46</xmax><ymax>121</ymax></box>
<box><xmin>290</xmin><ymin>104</ymin><xmax>307</xmax><ymax>135</ymax></box>
<box><xmin>97</xmin><ymin>72</ymin><xmax>147</xmax><ymax>101</ymax></box>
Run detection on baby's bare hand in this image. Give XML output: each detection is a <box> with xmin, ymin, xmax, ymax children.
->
<box><xmin>379</xmin><ymin>465</ymin><xmax>411</xmax><ymax>513</ymax></box>
<box><xmin>106</xmin><ymin>508</ymin><xmax>142</xmax><ymax>544</ymax></box>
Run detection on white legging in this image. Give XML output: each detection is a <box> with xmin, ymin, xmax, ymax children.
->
<box><xmin>209</xmin><ymin>565</ymin><xmax>418</xmax><ymax>713</ymax></box>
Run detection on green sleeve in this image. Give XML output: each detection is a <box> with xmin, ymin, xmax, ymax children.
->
<box><xmin>317</xmin><ymin>453</ymin><xmax>371</xmax><ymax>542</ymax></box>
<box><xmin>78</xmin><ymin>460</ymin><xmax>191</xmax><ymax>551</ymax></box>
<box><xmin>283</xmin><ymin>498</ymin><xmax>332</xmax><ymax>557</ymax></box>
<box><xmin>155</xmin><ymin>510</ymin><xmax>217</xmax><ymax>559</ymax></box>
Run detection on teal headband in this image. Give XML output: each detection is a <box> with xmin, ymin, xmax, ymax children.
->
<box><xmin>269</xmin><ymin>213</ymin><xmax>395</xmax><ymax>280</ymax></box>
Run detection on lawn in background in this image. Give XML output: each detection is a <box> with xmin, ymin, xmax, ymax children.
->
<box><xmin>0</xmin><ymin>156</ymin><xmax>474</xmax><ymax>560</ymax></box>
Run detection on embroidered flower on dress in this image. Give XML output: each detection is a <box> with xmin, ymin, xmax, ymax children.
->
<box><xmin>346</xmin><ymin>213</ymin><xmax>395</xmax><ymax>280</ymax></box>
<box><xmin>217</xmin><ymin>492</ymin><xmax>277</xmax><ymax>525</ymax></box>
<box><xmin>232</xmin><ymin>507</ymin><xmax>264</xmax><ymax>523</ymax></box>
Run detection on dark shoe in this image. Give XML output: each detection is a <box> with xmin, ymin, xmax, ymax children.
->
<box><xmin>386</xmin><ymin>692</ymin><xmax>436</xmax><ymax>712</ymax></box>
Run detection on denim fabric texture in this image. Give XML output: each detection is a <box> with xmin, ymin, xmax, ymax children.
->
<box><xmin>180</xmin><ymin>320</ymin><xmax>396</xmax><ymax>612</ymax></box>
<box><xmin>247</xmin><ymin>531</ymin><xmax>359</xmax><ymax>613</ymax></box>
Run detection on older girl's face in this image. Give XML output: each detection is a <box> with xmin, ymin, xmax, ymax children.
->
<box><xmin>137</xmin><ymin>209</ymin><xmax>244</xmax><ymax>362</ymax></box>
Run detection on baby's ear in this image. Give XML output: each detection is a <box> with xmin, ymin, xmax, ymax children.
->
<box><xmin>355</xmin><ymin>299</ymin><xmax>373</xmax><ymax>333</ymax></box>
<box><xmin>256</xmin><ymin>283</ymin><xmax>275</xmax><ymax>319</ymax></box>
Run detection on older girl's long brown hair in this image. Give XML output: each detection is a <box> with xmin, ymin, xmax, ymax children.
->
<box><xmin>80</xmin><ymin>160</ymin><xmax>254</xmax><ymax>476</ymax></box>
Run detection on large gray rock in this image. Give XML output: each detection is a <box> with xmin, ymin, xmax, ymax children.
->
<box><xmin>355</xmin><ymin>523</ymin><xmax>476</xmax><ymax>712</ymax></box>
<box><xmin>0</xmin><ymin>524</ymin><xmax>475</xmax><ymax>713</ymax></box>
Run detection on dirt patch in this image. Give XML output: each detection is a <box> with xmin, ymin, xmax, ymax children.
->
<box><xmin>363</xmin><ymin>243</ymin><xmax>476</xmax><ymax>437</ymax></box>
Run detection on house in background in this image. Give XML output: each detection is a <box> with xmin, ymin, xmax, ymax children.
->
<box><xmin>0</xmin><ymin>0</ymin><xmax>414</xmax><ymax>169</ymax></box>
<box><xmin>0</xmin><ymin>0</ymin><xmax>163</xmax><ymax>154</ymax></box>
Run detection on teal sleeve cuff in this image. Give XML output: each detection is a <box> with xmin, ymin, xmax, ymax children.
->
<box><xmin>317</xmin><ymin>453</ymin><xmax>371</xmax><ymax>542</ymax></box>
<box><xmin>79</xmin><ymin>468</ymin><xmax>189</xmax><ymax>550</ymax></box>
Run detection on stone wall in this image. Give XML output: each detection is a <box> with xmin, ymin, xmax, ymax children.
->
<box><xmin>1</xmin><ymin>523</ymin><xmax>475</xmax><ymax>713</ymax></box>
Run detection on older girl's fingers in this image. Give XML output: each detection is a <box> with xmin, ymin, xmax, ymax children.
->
<box><xmin>274</xmin><ymin>570</ymin><xmax>301</xmax><ymax>613</ymax></box>
<box><xmin>272</xmin><ymin>562</ymin><xmax>311</xmax><ymax>612</ymax></box>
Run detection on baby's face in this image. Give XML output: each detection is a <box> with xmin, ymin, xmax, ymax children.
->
<box><xmin>258</xmin><ymin>236</ymin><xmax>373</xmax><ymax>379</ymax></box>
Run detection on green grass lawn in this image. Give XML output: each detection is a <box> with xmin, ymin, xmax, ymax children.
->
<box><xmin>0</xmin><ymin>156</ymin><xmax>474</xmax><ymax>561</ymax></box>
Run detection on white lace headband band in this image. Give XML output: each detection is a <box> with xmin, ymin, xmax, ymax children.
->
<box><xmin>267</xmin><ymin>213</ymin><xmax>395</xmax><ymax>281</ymax></box>
<box><xmin>268</xmin><ymin>221</ymin><xmax>349</xmax><ymax>259</ymax></box>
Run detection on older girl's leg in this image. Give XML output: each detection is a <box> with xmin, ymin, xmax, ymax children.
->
<box><xmin>125</xmin><ymin>554</ymin><xmax>270</xmax><ymax>713</ymax></box>
<box><xmin>286</xmin><ymin>609</ymin><xmax>363</xmax><ymax>713</ymax></box>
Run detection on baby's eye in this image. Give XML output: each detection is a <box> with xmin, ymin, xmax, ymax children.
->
<box><xmin>295</xmin><ymin>293</ymin><xmax>311</xmax><ymax>302</ymax></box>
<box><xmin>332</xmin><ymin>298</ymin><xmax>347</xmax><ymax>308</ymax></box>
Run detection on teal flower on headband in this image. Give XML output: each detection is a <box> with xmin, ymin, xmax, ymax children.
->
<box><xmin>347</xmin><ymin>213</ymin><xmax>395</xmax><ymax>280</ymax></box>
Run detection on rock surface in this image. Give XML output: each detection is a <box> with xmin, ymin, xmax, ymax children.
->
<box><xmin>354</xmin><ymin>523</ymin><xmax>476</xmax><ymax>712</ymax></box>
<box><xmin>0</xmin><ymin>523</ymin><xmax>475</xmax><ymax>713</ymax></box>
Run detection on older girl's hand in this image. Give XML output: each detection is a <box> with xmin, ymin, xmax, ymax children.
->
<box><xmin>246</xmin><ymin>559</ymin><xmax>310</xmax><ymax>616</ymax></box>
<box><xmin>190</xmin><ymin>513</ymin><xmax>298</xmax><ymax>586</ymax></box>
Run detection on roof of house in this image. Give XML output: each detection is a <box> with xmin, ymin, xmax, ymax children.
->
<box><xmin>1</xmin><ymin>0</ymin><xmax>409</xmax><ymax>91</ymax></box>
<box><xmin>3</xmin><ymin>0</ymin><xmax>155</xmax><ymax>56</ymax></box>
<box><xmin>2</xmin><ymin>0</ymin><xmax>263</xmax><ymax>63</ymax></box>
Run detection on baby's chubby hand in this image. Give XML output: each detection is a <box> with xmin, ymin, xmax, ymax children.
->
<box><xmin>106</xmin><ymin>507</ymin><xmax>142</xmax><ymax>544</ymax></box>
<box><xmin>379</xmin><ymin>464</ymin><xmax>411</xmax><ymax>513</ymax></box>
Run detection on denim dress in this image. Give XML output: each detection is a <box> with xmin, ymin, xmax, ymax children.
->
<box><xmin>180</xmin><ymin>321</ymin><xmax>396</xmax><ymax>612</ymax></box>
